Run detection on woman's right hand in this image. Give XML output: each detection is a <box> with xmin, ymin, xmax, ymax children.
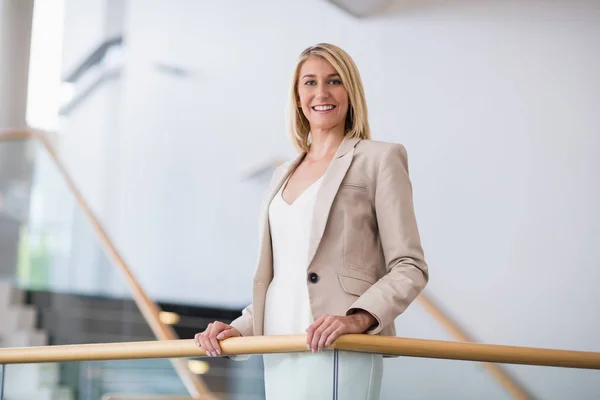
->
<box><xmin>194</xmin><ymin>321</ymin><xmax>241</xmax><ymax>356</ymax></box>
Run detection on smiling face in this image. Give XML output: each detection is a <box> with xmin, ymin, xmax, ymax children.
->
<box><xmin>296</xmin><ymin>56</ymin><xmax>349</xmax><ymax>134</ymax></box>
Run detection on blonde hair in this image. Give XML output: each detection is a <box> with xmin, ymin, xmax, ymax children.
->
<box><xmin>286</xmin><ymin>43</ymin><xmax>371</xmax><ymax>153</ymax></box>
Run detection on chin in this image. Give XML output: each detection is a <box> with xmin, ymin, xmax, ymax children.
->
<box><xmin>309</xmin><ymin>119</ymin><xmax>341</xmax><ymax>131</ymax></box>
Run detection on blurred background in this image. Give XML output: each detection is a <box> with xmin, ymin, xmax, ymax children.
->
<box><xmin>0</xmin><ymin>0</ymin><xmax>599</xmax><ymax>399</ymax></box>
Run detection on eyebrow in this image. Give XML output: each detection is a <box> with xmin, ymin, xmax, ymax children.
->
<box><xmin>301</xmin><ymin>73</ymin><xmax>341</xmax><ymax>79</ymax></box>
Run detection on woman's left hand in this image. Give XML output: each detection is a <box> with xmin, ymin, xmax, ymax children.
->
<box><xmin>305</xmin><ymin>311</ymin><xmax>377</xmax><ymax>352</ymax></box>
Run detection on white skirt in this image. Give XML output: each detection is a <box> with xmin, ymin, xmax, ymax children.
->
<box><xmin>263</xmin><ymin>350</ymin><xmax>383</xmax><ymax>400</ymax></box>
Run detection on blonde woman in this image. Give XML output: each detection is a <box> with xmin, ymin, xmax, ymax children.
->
<box><xmin>195</xmin><ymin>43</ymin><xmax>428</xmax><ymax>399</ymax></box>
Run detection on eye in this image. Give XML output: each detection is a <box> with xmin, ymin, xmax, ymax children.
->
<box><xmin>304</xmin><ymin>80</ymin><xmax>316</xmax><ymax>86</ymax></box>
<box><xmin>329</xmin><ymin>79</ymin><xmax>342</xmax><ymax>85</ymax></box>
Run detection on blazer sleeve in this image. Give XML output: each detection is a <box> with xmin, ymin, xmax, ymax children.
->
<box><xmin>230</xmin><ymin>304</ymin><xmax>254</xmax><ymax>337</ymax></box>
<box><xmin>228</xmin><ymin>305</ymin><xmax>253</xmax><ymax>361</ymax></box>
<box><xmin>346</xmin><ymin>144</ymin><xmax>429</xmax><ymax>334</ymax></box>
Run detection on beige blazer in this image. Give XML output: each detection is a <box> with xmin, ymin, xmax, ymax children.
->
<box><xmin>231</xmin><ymin>137</ymin><xmax>428</xmax><ymax>337</ymax></box>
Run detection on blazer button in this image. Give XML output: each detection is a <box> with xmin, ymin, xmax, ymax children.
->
<box><xmin>308</xmin><ymin>272</ymin><xmax>319</xmax><ymax>284</ymax></box>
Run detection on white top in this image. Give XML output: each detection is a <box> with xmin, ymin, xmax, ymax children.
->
<box><xmin>261</xmin><ymin>175</ymin><xmax>383</xmax><ymax>400</ymax></box>
<box><xmin>263</xmin><ymin>176</ymin><xmax>323</xmax><ymax>335</ymax></box>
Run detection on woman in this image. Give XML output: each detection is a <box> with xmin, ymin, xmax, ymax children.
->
<box><xmin>195</xmin><ymin>43</ymin><xmax>428</xmax><ymax>399</ymax></box>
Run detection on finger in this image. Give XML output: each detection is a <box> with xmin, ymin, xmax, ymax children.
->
<box><xmin>318</xmin><ymin>323</ymin><xmax>339</xmax><ymax>351</ymax></box>
<box><xmin>306</xmin><ymin>315</ymin><xmax>326</xmax><ymax>333</ymax></box>
<box><xmin>216</xmin><ymin>327</ymin><xmax>237</xmax><ymax>340</ymax></box>
<box><xmin>202</xmin><ymin>324</ymin><xmax>216</xmax><ymax>356</ymax></box>
<box><xmin>324</xmin><ymin>327</ymin><xmax>344</xmax><ymax>348</ymax></box>
<box><xmin>311</xmin><ymin>318</ymin><xmax>333</xmax><ymax>352</ymax></box>
<box><xmin>208</xmin><ymin>322</ymin><xmax>223</xmax><ymax>355</ymax></box>
<box><xmin>200</xmin><ymin>326</ymin><xmax>214</xmax><ymax>356</ymax></box>
<box><xmin>306</xmin><ymin>316</ymin><xmax>326</xmax><ymax>350</ymax></box>
<box><xmin>194</xmin><ymin>332</ymin><xmax>203</xmax><ymax>347</ymax></box>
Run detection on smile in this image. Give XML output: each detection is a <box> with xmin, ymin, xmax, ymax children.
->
<box><xmin>312</xmin><ymin>105</ymin><xmax>336</xmax><ymax>112</ymax></box>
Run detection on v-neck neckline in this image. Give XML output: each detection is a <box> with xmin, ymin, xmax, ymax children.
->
<box><xmin>280</xmin><ymin>175</ymin><xmax>324</xmax><ymax>207</ymax></box>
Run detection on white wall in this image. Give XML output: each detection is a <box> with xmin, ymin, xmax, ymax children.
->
<box><xmin>57</xmin><ymin>0</ymin><xmax>127</xmax><ymax>296</ymax></box>
<box><xmin>61</xmin><ymin>0</ymin><xmax>112</xmax><ymax>74</ymax></box>
<box><xmin>57</xmin><ymin>0</ymin><xmax>600</xmax><ymax>397</ymax></box>
<box><xmin>59</xmin><ymin>78</ymin><xmax>126</xmax><ymax>296</ymax></box>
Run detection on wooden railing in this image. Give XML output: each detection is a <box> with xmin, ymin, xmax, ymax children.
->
<box><xmin>1</xmin><ymin>335</ymin><xmax>600</xmax><ymax>369</ymax></box>
<box><xmin>101</xmin><ymin>396</ymin><xmax>193</xmax><ymax>400</ymax></box>
<box><xmin>0</xmin><ymin>128</ymin><xmax>578</xmax><ymax>400</ymax></box>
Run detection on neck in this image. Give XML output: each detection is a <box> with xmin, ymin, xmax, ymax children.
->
<box><xmin>308</xmin><ymin>126</ymin><xmax>345</xmax><ymax>161</ymax></box>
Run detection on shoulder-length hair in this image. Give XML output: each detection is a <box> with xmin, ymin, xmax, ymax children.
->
<box><xmin>287</xmin><ymin>43</ymin><xmax>371</xmax><ymax>153</ymax></box>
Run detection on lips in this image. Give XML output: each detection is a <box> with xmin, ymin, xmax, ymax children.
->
<box><xmin>312</xmin><ymin>104</ymin><xmax>336</xmax><ymax>112</ymax></box>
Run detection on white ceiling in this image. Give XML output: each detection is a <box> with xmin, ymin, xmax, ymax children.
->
<box><xmin>326</xmin><ymin>0</ymin><xmax>393</xmax><ymax>17</ymax></box>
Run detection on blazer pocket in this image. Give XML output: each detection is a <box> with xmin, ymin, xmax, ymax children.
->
<box><xmin>337</xmin><ymin>273</ymin><xmax>375</xmax><ymax>297</ymax></box>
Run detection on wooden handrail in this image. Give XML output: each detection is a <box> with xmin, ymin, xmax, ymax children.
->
<box><xmin>101</xmin><ymin>396</ymin><xmax>193</xmax><ymax>400</ymax></box>
<box><xmin>0</xmin><ymin>130</ymin><xmax>30</xmax><ymax>141</ymax></box>
<box><xmin>1</xmin><ymin>335</ymin><xmax>600</xmax><ymax>370</ymax></box>
<box><xmin>0</xmin><ymin>129</ymin><xmax>559</xmax><ymax>399</ymax></box>
<box><xmin>0</xmin><ymin>129</ymin><xmax>212</xmax><ymax>400</ymax></box>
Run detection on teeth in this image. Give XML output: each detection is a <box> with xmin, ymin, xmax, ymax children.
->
<box><xmin>313</xmin><ymin>105</ymin><xmax>334</xmax><ymax>111</ymax></box>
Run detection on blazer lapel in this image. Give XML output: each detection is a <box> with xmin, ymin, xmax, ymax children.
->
<box><xmin>254</xmin><ymin>152</ymin><xmax>305</xmax><ymax>283</ymax></box>
<box><xmin>307</xmin><ymin>137</ymin><xmax>361</xmax><ymax>268</ymax></box>
<box><xmin>254</xmin><ymin>136</ymin><xmax>361</xmax><ymax>280</ymax></box>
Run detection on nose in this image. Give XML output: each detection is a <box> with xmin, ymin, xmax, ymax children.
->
<box><xmin>315</xmin><ymin>83</ymin><xmax>330</xmax><ymax>100</ymax></box>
